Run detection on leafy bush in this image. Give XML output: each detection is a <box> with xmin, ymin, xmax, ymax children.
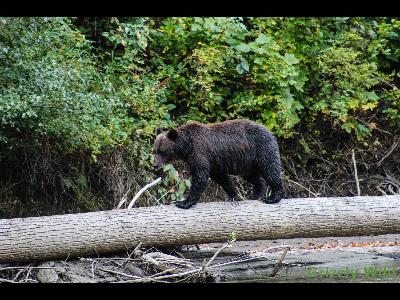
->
<box><xmin>1</xmin><ymin>17</ymin><xmax>400</xmax><ymax>217</ymax></box>
<box><xmin>0</xmin><ymin>18</ymin><xmax>131</xmax><ymax>158</ymax></box>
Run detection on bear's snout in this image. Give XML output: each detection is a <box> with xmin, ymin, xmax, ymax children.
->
<box><xmin>153</xmin><ymin>155</ymin><xmax>164</xmax><ymax>170</ymax></box>
<box><xmin>153</xmin><ymin>162</ymin><xmax>162</xmax><ymax>170</ymax></box>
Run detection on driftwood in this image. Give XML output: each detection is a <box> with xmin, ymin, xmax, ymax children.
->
<box><xmin>0</xmin><ymin>195</ymin><xmax>400</xmax><ymax>263</ymax></box>
<box><xmin>182</xmin><ymin>243</ymin><xmax>400</xmax><ymax>282</ymax></box>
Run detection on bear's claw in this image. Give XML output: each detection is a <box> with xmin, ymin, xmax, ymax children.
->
<box><xmin>262</xmin><ymin>196</ymin><xmax>281</xmax><ymax>204</ymax></box>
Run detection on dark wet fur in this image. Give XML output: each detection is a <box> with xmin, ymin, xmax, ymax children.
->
<box><xmin>153</xmin><ymin>119</ymin><xmax>284</xmax><ymax>209</ymax></box>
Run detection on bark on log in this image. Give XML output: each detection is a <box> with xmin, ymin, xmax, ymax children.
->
<box><xmin>0</xmin><ymin>195</ymin><xmax>400</xmax><ymax>263</ymax></box>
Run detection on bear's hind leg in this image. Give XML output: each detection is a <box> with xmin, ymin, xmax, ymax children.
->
<box><xmin>260</xmin><ymin>171</ymin><xmax>284</xmax><ymax>204</ymax></box>
<box><xmin>243</xmin><ymin>174</ymin><xmax>267</xmax><ymax>200</ymax></box>
<box><xmin>258</xmin><ymin>161</ymin><xmax>284</xmax><ymax>204</ymax></box>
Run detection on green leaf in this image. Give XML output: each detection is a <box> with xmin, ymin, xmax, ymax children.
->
<box><xmin>284</xmin><ymin>53</ymin><xmax>299</xmax><ymax>65</ymax></box>
<box><xmin>236</xmin><ymin>63</ymin><xmax>244</xmax><ymax>74</ymax></box>
<box><xmin>255</xmin><ymin>33</ymin><xmax>271</xmax><ymax>45</ymax></box>
<box><xmin>361</xmin><ymin>102</ymin><xmax>378</xmax><ymax>110</ymax></box>
<box><xmin>184</xmin><ymin>179</ymin><xmax>191</xmax><ymax>188</ymax></box>
<box><xmin>235</xmin><ymin>43</ymin><xmax>251</xmax><ymax>53</ymax></box>
<box><xmin>241</xmin><ymin>59</ymin><xmax>249</xmax><ymax>72</ymax></box>
<box><xmin>226</xmin><ymin>38</ymin><xmax>242</xmax><ymax>47</ymax></box>
<box><xmin>254</xmin><ymin>57</ymin><xmax>265</xmax><ymax>65</ymax></box>
<box><xmin>191</xmin><ymin>23</ymin><xmax>202</xmax><ymax>31</ymax></box>
<box><xmin>367</xmin><ymin>91</ymin><xmax>379</xmax><ymax>101</ymax></box>
<box><xmin>236</xmin><ymin>59</ymin><xmax>249</xmax><ymax>74</ymax></box>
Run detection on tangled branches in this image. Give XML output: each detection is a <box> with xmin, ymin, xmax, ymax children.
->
<box><xmin>0</xmin><ymin>240</ymin><xmax>291</xmax><ymax>283</ymax></box>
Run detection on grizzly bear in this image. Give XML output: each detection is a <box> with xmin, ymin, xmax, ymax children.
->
<box><xmin>153</xmin><ymin>119</ymin><xmax>284</xmax><ymax>209</ymax></box>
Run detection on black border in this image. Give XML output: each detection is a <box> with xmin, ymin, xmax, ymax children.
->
<box><xmin>2</xmin><ymin>0</ymin><xmax>400</xmax><ymax>17</ymax></box>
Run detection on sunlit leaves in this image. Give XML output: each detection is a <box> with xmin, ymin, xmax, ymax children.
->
<box><xmin>284</xmin><ymin>53</ymin><xmax>299</xmax><ymax>65</ymax></box>
<box><xmin>2</xmin><ymin>16</ymin><xmax>400</xmax><ymax>166</ymax></box>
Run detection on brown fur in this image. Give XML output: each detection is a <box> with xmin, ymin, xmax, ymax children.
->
<box><xmin>153</xmin><ymin>119</ymin><xmax>283</xmax><ymax>209</ymax></box>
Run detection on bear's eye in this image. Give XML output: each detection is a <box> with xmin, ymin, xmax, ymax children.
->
<box><xmin>157</xmin><ymin>149</ymin><xmax>167</xmax><ymax>156</ymax></box>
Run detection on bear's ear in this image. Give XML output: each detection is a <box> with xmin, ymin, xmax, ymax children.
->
<box><xmin>167</xmin><ymin>129</ymin><xmax>178</xmax><ymax>140</ymax></box>
<box><xmin>156</xmin><ymin>127</ymin><xmax>167</xmax><ymax>135</ymax></box>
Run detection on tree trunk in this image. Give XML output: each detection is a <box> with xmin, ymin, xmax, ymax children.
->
<box><xmin>1</xmin><ymin>195</ymin><xmax>400</xmax><ymax>263</ymax></box>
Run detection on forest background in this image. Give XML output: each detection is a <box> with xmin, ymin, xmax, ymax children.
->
<box><xmin>1</xmin><ymin>17</ymin><xmax>399</xmax><ymax>218</ymax></box>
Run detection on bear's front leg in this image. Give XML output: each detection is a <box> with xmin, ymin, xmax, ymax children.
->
<box><xmin>176</xmin><ymin>168</ymin><xmax>209</xmax><ymax>209</ymax></box>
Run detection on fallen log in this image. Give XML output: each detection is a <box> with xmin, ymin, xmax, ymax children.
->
<box><xmin>0</xmin><ymin>195</ymin><xmax>399</xmax><ymax>263</ymax></box>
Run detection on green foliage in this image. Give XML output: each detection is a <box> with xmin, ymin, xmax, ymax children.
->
<box><xmin>144</xmin><ymin>17</ymin><xmax>399</xmax><ymax>139</ymax></box>
<box><xmin>313</xmin><ymin>46</ymin><xmax>379</xmax><ymax>137</ymax></box>
<box><xmin>0</xmin><ymin>18</ymin><xmax>132</xmax><ymax>158</ymax></box>
<box><xmin>158</xmin><ymin>163</ymin><xmax>191</xmax><ymax>202</ymax></box>
<box><xmin>1</xmin><ymin>17</ymin><xmax>400</xmax><ymax>214</ymax></box>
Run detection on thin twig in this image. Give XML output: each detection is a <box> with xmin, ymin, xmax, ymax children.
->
<box><xmin>149</xmin><ymin>267</ymin><xmax>181</xmax><ymax>278</ymax></box>
<box><xmin>91</xmin><ymin>260</ymin><xmax>96</xmax><ymax>279</ymax></box>
<box><xmin>24</xmin><ymin>267</ymin><xmax>32</xmax><ymax>282</ymax></box>
<box><xmin>373</xmin><ymin>75</ymin><xmax>398</xmax><ymax>90</ymax></box>
<box><xmin>0</xmin><ymin>266</ymin><xmax>55</xmax><ymax>271</ymax></box>
<box><xmin>208</xmin><ymin>245</ymin><xmax>291</xmax><ymax>270</ymax></box>
<box><xmin>116</xmin><ymin>188</ymin><xmax>131</xmax><ymax>209</ymax></box>
<box><xmin>201</xmin><ymin>238</ymin><xmax>236</xmax><ymax>275</ymax></box>
<box><xmin>355</xmin><ymin>117</ymin><xmax>393</xmax><ymax>135</ymax></box>
<box><xmin>121</xmin><ymin>268</ymin><xmax>201</xmax><ymax>282</ymax></box>
<box><xmin>122</xmin><ymin>241</ymin><xmax>143</xmax><ymax>267</ymax></box>
<box><xmin>81</xmin><ymin>257</ymin><xmax>136</xmax><ymax>262</ymax></box>
<box><xmin>114</xmin><ymin>277</ymin><xmax>171</xmax><ymax>283</ymax></box>
<box><xmin>286</xmin><ymin>178</ymin><xmax>318</xmax><ymax>197</ymax></box>
<box><xmin>127</xmin><ymin>177</ymin><xmax>162</xmax><ymax>209</ymax></box>
<box><xmin>209</xmin><ymin>254</ymin><xmax>275</xmax><ymax>269</ymax></box>
<box><xmin>270</xmin><ymin>248</ymin><xmax>289</xmax><ymax>277</ymax></box>
<box><xmin>12</xmin><ymin>269</ymin><xmax>24</xmax><ymax>281</ymax></box>
<box><xmin>96</xmin><ymin>267</ymin><xmax>141</xmax><ymax>279</ymax></box>
<box><xmin>0</xmin><ymin>180</ymin><xmax>23</xmax><ymax>194</ymax></box>
<box><xmin>376</xmin><ymin>136</ymin><xmax>400</xmax><ymax>167</ymax></box>
<box><xmin>377</xmin><ymin>187</ymin><xmax>387</xmax><ymax>195</ymax></box>
<box><xmin>0</xmin><ymin>278</ymin><xmax>16</xmax><ymax>283</ymax></box>
<box><xmin>352</xmin><ymin>149</ymin><xmax>361</xmax><ymax>196</ymax></box>
<box><xmin>388</xmin><ymin>185</ymin><xmax>397</xmax><ymax>195</ymax></box>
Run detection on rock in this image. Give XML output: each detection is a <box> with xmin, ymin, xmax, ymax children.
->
<box><xmin>102</xmin><ymin>276</ymin><xmax>118</xmax><ymax>282</ymax></box>
<box><xmin>46</xmin><ymin>261</ymin><xmax>55</xmax><ymax>267</ymax></box>
<box><xmin>55</xmin><ymin>266</ymin><xmax>67</xmax><ymax>274</ymax></box>
<box><xmin>38</xmin><ymin>261</ymin><xmax>55</xmax><ymax>267</ymax></box>
<box><xmin>64</xmin><ymin>272</ymin><xmax>96</xmax><ymax>283</ymax></box>
<box><xmin>125</xmin><ymin>263</ymin><xmax>145</xmax><ymax>277</ymax></box>
<box><xmin>36</xmin><ymin>268</ymin><xmax>59</xmax><ymax>283</ymax></box>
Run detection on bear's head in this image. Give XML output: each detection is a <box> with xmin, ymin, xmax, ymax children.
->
<box><xmin>152</xmin><ymin>128</ymin><xmax>178</xmax><ymax>170</ymax></box>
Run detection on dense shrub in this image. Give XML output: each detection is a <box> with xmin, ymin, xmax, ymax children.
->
<box><xmin>1</xmin><ymin>17</ymin><xmax>399</xmax><ymax>217</ymax></box>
